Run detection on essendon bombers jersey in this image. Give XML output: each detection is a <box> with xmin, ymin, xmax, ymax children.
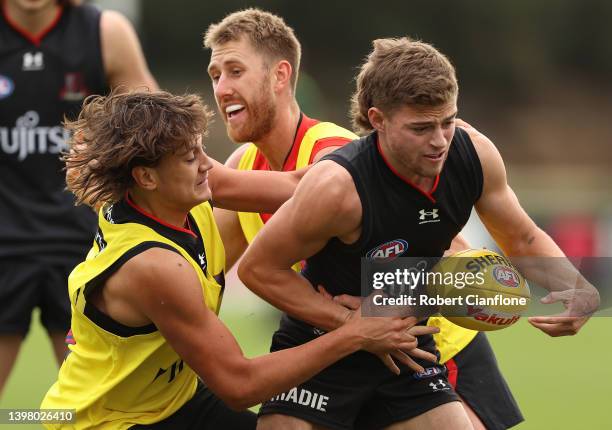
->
<box><xmin>301</xmin><ymin>128</ymin><xmax>484</xmax><ymax>363</ymax></box>
<box><xmin>303</xmin><ymin>128</ymin><xmax>483</xmax><ymax>297</ymax></box>
<box><xmin>0</xmin><ymin>4</ymin><xmax>108</xmax><ymax>257</ymax></box>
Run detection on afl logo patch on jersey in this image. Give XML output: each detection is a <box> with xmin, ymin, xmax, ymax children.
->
<box><xmin>366</xmin><ymin>239</ymin><xmax>408</xmax><ymax>261</ymax></box>
<box><xmin>413</xmin><ymin>366</ymin><xmax>442</xmax><ymax>380</ymax></box>
<box><xmin>0</xmin><ymin>75</ymin><xmax>14</xmax><ymax>99</ymax></box>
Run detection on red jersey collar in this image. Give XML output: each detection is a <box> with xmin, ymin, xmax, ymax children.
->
<box><xmin>376</xmin><ymin>137</ymin><xmax>439</xmax><ymax>203</ymax></box>
<box><xmin>125</xmin><ymin>192</ymin><xmax>197</xmax><ymax>238</ymax></box>
<box><xmin>2</xmin><ymin>2</ymin><xmax>64</xmax><ymax>47</ymax></box>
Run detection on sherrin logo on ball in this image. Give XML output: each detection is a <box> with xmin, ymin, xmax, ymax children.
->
<box><xmin>428</xmin><ymin>249</ymin><xmax>531</xmax><ymax>331</ymax></box>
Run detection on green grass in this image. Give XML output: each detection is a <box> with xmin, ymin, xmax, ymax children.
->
<box><xmin>1</xmin><ymin>308</ymin><xmax>610</xmax><ymax>429</ymax></box>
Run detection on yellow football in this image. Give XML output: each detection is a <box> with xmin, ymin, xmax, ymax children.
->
<box><xmin>428</xmin><ymin>249</ymin><xmax>531</xmax><ymax>331</ymax></box>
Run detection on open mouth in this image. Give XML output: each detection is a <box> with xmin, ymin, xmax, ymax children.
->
<box><xmin>225</xmin><ymin>104</ymin><xmax>245</xmax><ymax>120</ymax></box>
<box><xmin>424</xmin><ymin>152</ymin><xmax>445</xmax><ymax>161</ymax></box>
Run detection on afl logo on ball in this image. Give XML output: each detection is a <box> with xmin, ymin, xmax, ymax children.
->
<box><xmin>366</xmin><ymin>239</ymin><xmax>408</xmax><ymax>261</ymax></box>
<box><xmin>0</xmin><ymin>75</ymin><xmax>14</xmax><ymax>99</ymax></box>
<box><xmin>493</xmin><ymin>266</ymin><xmax>520</xmax><ymax>288</ymax></box>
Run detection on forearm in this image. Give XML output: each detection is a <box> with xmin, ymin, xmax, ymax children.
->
<box><xmin>239</xmin><ymin>264</ymin><xmax>350</xmax><ymax>331</ymax></box>
<box><xmin>237</xmin><ymin>325</ymin><xmax>360</xmax><ymax>408</ymax></box>
<box><xmin>503</xmin><ymin>227</ymin><xmax>593</xmax><ymax>293</ymax></box>
<box><xmin>209</xmin><ymin>160</ymin><xmax>298</xmax><ymax>213</ymax></box>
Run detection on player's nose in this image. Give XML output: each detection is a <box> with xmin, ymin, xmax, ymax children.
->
<box><xmin>199</xmin><ymin>151</ymin><xmax>213</xmax><ymax>172</ymax></box>
<box><xmin>430</xmin><ymin>126</ymin><xmax>448</xmax><ymax>149</ymax></box>
<box><xmin>214</xmin><ymin>74</ymin><xmax>234</xmax><ymax>101</ymax></box>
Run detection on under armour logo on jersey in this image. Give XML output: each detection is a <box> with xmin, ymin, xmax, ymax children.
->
<box><xmin>419</xmin><ymin>208</ymin><xmax>440</xmax><ymax>224</ymax></box>
<box><xmin>429</xmin><ymin>379</ymin><xmax>450</xmax><ymax>392</ymax></box>
<box><xmin>198</xmin><ymin>252</ymin><xmax>207</xmax><ymax>271</ymax></box>
<box><xmin>23</xmin><ymin>52</ymin><xmax>44</xmax><ymax>71</ymax></box>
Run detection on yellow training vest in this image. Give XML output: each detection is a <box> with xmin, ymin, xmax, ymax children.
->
<box><xmin>42</xmin><ymin>200</ymin><xmax>225</xmax><ymax>429</ymax></box>
<box><xmin>237</xmin><ymin>120</ymin><xmax>357</xmax><ymax>246</ymax></box>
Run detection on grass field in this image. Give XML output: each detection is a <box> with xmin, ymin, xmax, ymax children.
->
<box><xmin>1</xmin><ymin>299</ymin><xmax>611</xmax><ymax>430</ymax></box>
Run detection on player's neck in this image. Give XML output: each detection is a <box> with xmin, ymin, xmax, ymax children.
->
<box><xmin>253</xmin><ymin>100</ymin><xmax>301</xmax><ymax>171</ymax></box>
<box><xmin>127</xmin><ymin>191</ymin><xmax>191</xmax><ymax>234</ymax></box>
<box><xmin>4</xmin><ymin>1</ymin><xmax>61</xmax><ymax>36</ymax></box>
<box><xmin>377</xmin><ymin>138</ymin><xmax>436</xmax><ymax>192</ymax></box>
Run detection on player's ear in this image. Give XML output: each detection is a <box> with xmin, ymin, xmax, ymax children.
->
<box><xmin>273</xmin><ymin>60</ymin><xmax>292</xmax><ymax>93</ymax></box>
<box><xmin>368</xmin><ymin>107</ymin><xmax>385</xmax><ymax>133</ymax></box>
<box><xmin>132</xmin><ymin>166</ymin><xmax>158</xmax><ymax>191</ymax></box>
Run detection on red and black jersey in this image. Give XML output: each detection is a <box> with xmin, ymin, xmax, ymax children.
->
<box><xmin>0</xmin><ymin>3</ymin><xmax>109</xmax><ymax>257</ymax></box>
<box><xmin>303</xmin><ymin>127</ymin><xmax>484</xmax><ymax>297</ymax></box>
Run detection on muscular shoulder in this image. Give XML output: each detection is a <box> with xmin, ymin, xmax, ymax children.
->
<box><xmin>98</xmin><ymin>247</ymin><xmax>198</xmax><ymax>326</ymax></box>
<box><xmin>458</xmin><ymin>124</ymin><xmax>496</xmax><ymax>159</ymax></box>
<box><xmin>100</xmin><ymin>10</ymin><xmax>134</xmax><ymax>46</ymax></box>
<box><xmin>100</xmin><ymin>10</ymin><xmax>157</xmax><ymax>91</ymax></box>
<box><xmin>294</xmin><ymin>160</ymin><xmax>361</xmax><ymax>234</ymax></box>
<box><xmin>458</xmin><ymin>125</ymin><xmax>506</xmax><ymax>192</ymax></box>
<box><xmin>111</xmin><ymin>247</ymin><xmax>196</xmax><ymax>300</ymax></box>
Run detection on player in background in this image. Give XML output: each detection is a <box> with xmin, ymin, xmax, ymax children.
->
<box><xmin>239</xmin><ymin>37</ymin><xmax>599</xmax><ymax>429</ymax></box>
<box><xmin>0</xmin><ymin>0</ymin><xmax>157</xmax><ymax>397</ymax></box>
<box><xmin>41</xmin><ymin>90</ymin><xmax>426</xmax><ymax>429</ymax></box>
<box><xmin>204</xmin><ymin>8</ymin><xmax>357</xmax><ymax>270</ymax></box>
<box><xmin>204</xmin><ymin>9</ymin><xmax>522</xmax><ymax>429</ymax></box>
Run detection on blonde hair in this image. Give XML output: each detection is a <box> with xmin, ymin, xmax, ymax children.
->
<box><xmin>204</xmin><ymin>8</ymin><xmax>301</xmax><ymax>92</ymax></box>
<box><xmin>351</xmin><ymin>37</ymin><xmax>458</xmax><ymax>134</ymax></box>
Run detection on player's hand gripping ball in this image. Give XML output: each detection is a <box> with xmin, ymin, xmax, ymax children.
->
<box><xmin>428</xmin><ymin>249</ymin><xmax>531</xmax><ymax>331</ymax></box>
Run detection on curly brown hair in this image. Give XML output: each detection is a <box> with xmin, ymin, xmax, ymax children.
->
<box><xmin>350</xmin><ymin>37</ymin><xmax>458</xmax><ymax>135</ymax></box>
<box><xmin>64</xmin><ymin>90</ymin><xmax>213</xmax><ymax>207</ymax></box>
<box><xmin>203</xmin><ymin>8</ymin><xmax>301</xmax><ymax>93</ymax></box>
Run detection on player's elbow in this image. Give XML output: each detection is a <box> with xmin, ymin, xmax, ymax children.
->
<box><xmin>220</xmin><ymin>388</ymin><xmax>254</xmax><ymax>411</ymax></box>
<box><xmin>212</xmin><ymin>366</ymin><xmax>260</xmax><ymax>410</ymax></box>
<box><xmin>238</xmin><ymin>253</ymin><xmax>269</xmax><ymax>295</ymax></box>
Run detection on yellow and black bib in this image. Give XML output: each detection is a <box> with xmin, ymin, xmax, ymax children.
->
<box><xmin>42</xmin><ymin>198</ymin><xmax>225</xmax><ymax>429</ymax></box>
<box><xmin>237</xmin><ymin>115</ymin><xmax>357</xmax><ymax>246</ymax></box>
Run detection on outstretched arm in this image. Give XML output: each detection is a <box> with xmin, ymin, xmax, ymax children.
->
<box><xmin>212</xmin><ymin>145</ymin><xmax>250</xmax><ymax>271</ymax></box>
<box><xmin>111</xmin><ymin>248</ymin><xmax>418</xmax><ymax>410</ymax></box>
<box><xmin>467</xmin><ymin>126</ymin><xmax>599</xmax><ymax>336</ymax></box>
<box><xmin>208</xmin><ymin>158</ymin><xmax>308</xmax><ymax>213</ymax></box>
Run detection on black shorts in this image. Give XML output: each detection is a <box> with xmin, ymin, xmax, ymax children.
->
<box><xmin>447</xmin><ymin>332</ymin><xmax>524</xmax><ymax>430</ymax></box>
<box><xmin>259</xmin><ymin>315</ymin><xmax>459</xmax><ymax>430</ymax></box>
<box><xmin>0</xmin><ymin>256</ymin><xmax>81</xmax><ymax>336</ymax></box>
<box><xmin>130</xmin><ymin>382</ymin><xmax>256</xmax><ymax>429</ymax></box>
